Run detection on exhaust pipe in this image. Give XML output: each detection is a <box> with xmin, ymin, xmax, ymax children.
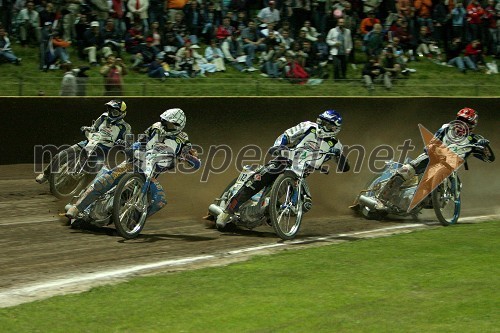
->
<box><xmin>208</xmin><ymin>204</ymin><xmax>224</xmax><ymax>217</ymax></box>
<box><xmin>358</xmin><ymin>195</ymin><xmax>386</xmax><ymax>211</ymax></box>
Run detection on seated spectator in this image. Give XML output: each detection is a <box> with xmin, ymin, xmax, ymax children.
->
<box><xmin>280</xmin><ymin>29</ymin><xmax>294</xmax><ymax>49</ymax></box>
<box><xmin>102</xmin><ymin>19</ymin><xmax>123</xmax><ymax>57</ymax></box>
<box><xmin>204</xmin><ymin>39</ymin><xmax>226</xmax><ymax>72</ymax></box>
<box><xmin>74</xmin><ymin>14</ymin><xmax>90</xmax><ymax>60</ymax></box>
<box><xmin>416</xmin><ymin>26</ymin><xmax>441</xmax><ymax>61</ymax></box>
<box><xmin>360</xmin><ymin>10</ymin><xmax>380</xmax><ymax>36</ymax></box>
<box><xmin>446</xmin><ymin>37</ymin><xmax>478</xmax><ymax>73</ymax></box>
<box><xmin>0</xmin><ymin>27</ymin><xmax>21</xmax><ymax>65</ymax></box>
<box><xmin>125</xmin><ymin>20</ymin><xmax>145</xmax><ymax>54</ymax></box>
<box><xmin>221</xmin><ymin>31</ymin><xmax>247</xmax><ymax>72</ymax></box>
<box><xmin>172</xmin><ymin>11</ymin><xmax>189</xmax><ymax>46</ymax></box>
<box><xmin>241</xmin><ymin>20</ymin><xmax>266</xmax><ymax>71</ymax></box>
<box><xmin>464</xmin><ymin>39</ymin><xmax>485</xmax><ymax>67</ymax></box>
<box><xmin>148</xmin><ymin>21</ymin><xmax>162</xmax><ymax>47</ymax></box>
<box><xmin>216</xmin><ymin>17</ymin><xmax>235</xmax><ymax>42</ymax></box>
<box><xmin>259</xmin><ymin>41</ymin><xmax>281</xmax><ymax>78</ymax></box>
<box><xmin>83</xmin><ymin>21</ymin><xmax>110</xmax><ymax>65</ymax></box>
<box><xmin>148</xmin><ymin>53</ymin><xmax>189</xmax><ymax>79</ymax></box>
<box><xmin>201</xmin><ymin>2</ymin><xmax>222</xmax><ymax>44</ymax></box>
<box><xmin>380</xmin><ymin>47</ymin><xmax>402</xmax><ymax>79</ymax></box>
<box><xmin>363</xmin><ymin>23</ymin><xmax>385</xmax><ymax>58</ymax></box>
<box><xmin>131</xmin><ymin>36</ymin><xmax>160</xmax><ymax>71</ymax></box>
<box><xmin>51</xmin><ymin>31</ymin><xmax>72</xmax><ymax>65</ymax></box>
<box><xmin>300</xmin><ymin>20</ymin><xmax>319</xmax><ymax>42</ymax></box>
<box><xmin>362</xmin><ymin>56</ymin><xmax>392</xmax><ymax>91</ymax></box>
<box><xmin>312</xmin><ymin>34</ymin><xmax>329</xmax><ymax>64</ymax></box>
<box><xmin>175</xmin><ymin>39</ymin><xmax>201</xmax><ymax>77</ymax></box>
<box><xmin>257</xmin><ymin>0</ymin><xmax>280</xmax><ymax>27</ymax></box>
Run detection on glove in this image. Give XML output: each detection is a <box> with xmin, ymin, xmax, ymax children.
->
<box><xmin>269</xmin><ymin>145</ymin><xmax>288</xmax><ymax>156</ymax></box>
<box><xmin>115</xmin><ymin>139</ymin><xmax>127</xmax><ymax>147</ymax></box>
<box><xmin>329</xmin><ymin>147</ymin><xmax>341</xmax><ymax>156</ymax></box>
<box><xmin>80</xmin><ymin>126</ymin><xmax>93</xmax><ymax>133</ymax></box>
<box><xmin>477</xmin><ymin>139</ymin><xmax>489</xmax><ymax>147</ymax></box>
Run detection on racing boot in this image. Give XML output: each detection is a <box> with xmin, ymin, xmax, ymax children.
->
<box><xmin>216</xmin><ymin>211</ymin><xmax>232</xmax><ymax>229</ymax></box>
<box><xmin>35</xmin><ymin>173</ymin><xmax>48</xmax><ymax>184</ymax></box>
<box><xmin>65</xmin><ymin>205</ymin><xmax>80</xmax><ymax>219</ymax></box>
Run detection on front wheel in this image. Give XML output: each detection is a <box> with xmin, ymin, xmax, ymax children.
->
<box><xmin>432</xmin><ymin>177</ymin><xmax>461</xmax><ymax>226</ymax></box>
<box><xmin>269</xmin><ymin>174</ymin><xmax>303</xmax><ymax>240</ymax></box>
<box><xmin>112</xmin><ymin>173</ymin><xmax>149</xmax><ymax>239</ymax></box>
<box><xmin>49</xmin><ymin>152</ymin><xmax>90</xmax><ymax>199</ymax></box>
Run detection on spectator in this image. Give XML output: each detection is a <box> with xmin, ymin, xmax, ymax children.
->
<box><xmin>16</xmin><ymin>1</ymin><xmax>40</xmax><ymax>47</ymax></box>
<box><xmin>360</xmin><ymin>10</ymin><xmax>380</xmax><ymax>36</ymax></box>
<box><xmin>184</xmin><ymin>0</ymin><xmax>204</xmax><ymax>45</ymax></box>
<box><xmin>100</xmin><ymin>54</ymin><xmax>128</xmax><ymax>95</ymax></box>
<box><xmin>446</xmin><ymin>36</ymin><xmax>478</xmax><ymax>73</ymax></box>
<box><xmin>257</xmin><ymin>0</ymin><xmax>280</xmax><ymax>27</ymax></box>
<box><xmin>75</xmin><ymin>66</ymin><xmax>91</xmax><ymax>96</ymax></box>
<box><xmin>62</xmin><ymin>0</ymin><xmax>80</xmax><ymax>41</ymax></box>
<box><xmin>241</xmin><ymin>20</ymin><xmax>266</xmax><ymax>71</ymax></box>
<box><xmin>281</xmin><ymin>29</ymin><xmax>294</xmax><ymax>49</ymax></box>
<box><xmin>221</xmin><ymin>31</ymin><xmax>247</xmax><ymax>72</ymax></box>
<box><xmin>326</xmin><ymin>17</ymin><xmax>352</xmax><ymax>80</ymax></box>
<box><xmin>450</xmin><ymin>1</ymin><xmax>467</xmax><ymax>40</ymax></box>
<box><xmin>232</xmin><ymin>10</ymin><xmax>248</xmax><ymax>32</ymax></box>
<box><xmin>39</xmin><ymin>2</ymin><xmax>56</xmax><ymax>27</ymax></box>
<box><xmin>483</xmin><ymin>0</ymin><xmax>498</xmax><ymax>56</ymax></box>
<box><xmin>0</xmin><ymin>27</ymin><xmax>21</xmax><ymax>65</ymax></box>
<box><xmin>51</xmin><ymin>31</ymin><xmax>72</xmax><ymax>65</ymax></box>
<box><xmin>127</xmin><ymin>0</ymin><xmax>150</xmax><ymax>34</ymax></box>
<box><xmin>259</xmin><ymin>40</ymin><xmax>281</xmax><ymax>78</ymax></box>
<box><xmin>362</xmin><ymin>55</ymin><xmax>392</xmax><ymax>91</ymax></box>
<box><xmin>83</xmin><ymin>21</ymin><xmax>109</xmax><ymax>66</ymax></box>
<box><xmin>0</xmin><ymin>0</ymin><xmax>14</xmax><ymax>34</ymax></box>
<box><xmin>302</xmin><ymin>39</ymin><xmax>327</xmax><ymax>79</ymax></box>
<box><xmin>260</xmin><ymin>22</ymin><xmax>282</xmax><ymax>42</ymax></box>
<box><xmin>60</xmin><ymin>63</ymin><xmax>77</xmax><ymax>96</ymax></box>
<box><xmin>125</xmin><ymin>20</ymin><xmax>145</xmax><ymax>53</ymax></box>
<box><xmin>148</xmin><ymin>0</ymin><xmax>165</xmax><ymax>30</ymax></box>
<box><xmin>216</xmin><ymin>16</ymin><xmax>235</xmax><ymax>41</ymax></box>
<box><xmin>290</xmin><ymin>0</ymin><xmax>311</xmax><ymax>33</ymax></box>
<box><xmin>110</xmin><ymin>0</ymin><xmax>127</xmax><ymax>35</ymax></box>
<box><xmin>201</xmin><ymin>2</ymin><xmax>222</xmax><ymax>44</ymax></box>
<box><xmin>414</xmin><ymin>0</ymin><xmax>433</xmax><ymax>32</ymax></box>
<box><xmin>131</xmin><ymin>36</ymin><xmax>159</xmax><ymax>70</ymax></box>
<box><xmin>300</xmin><ymin>20</ymin><xmax>319</xmax><ymax>42</ymax></box>
<box><xmin>380</xmin><ymin>46</ymin><xmax>402</xmax><ymax>79</ymax></box>
<box><xmin>175</xmin><ymin>39</ymin><xmax>200</xmax><ymax>77</ymax></box>
<box><xmin>416</xmin><ymin>26</ymin><xmax>441</xmax><ymax>61</ymax></box>
<box><xmin>204</xmin><ymin>39</ymin><xmax>226</xmax><ymax>72</ymax></box>
<box><xmin>172</xmin><ymin>11</ymin><xmax>189</xmax><ymax>45</ymax></box>
<box><xmin>312</xmin><ymin>33</ymin><xmax>329</xmax><ymax>64</ymax></box>
<box><xmin>75</xmin><ymin>13</ymin><xmax>90</xmax><ymax>60</ymax></box>
<box><xmin>91</xmin><ymin>0</ymin><xmax>110</xmax><ymax>28</ymax></box>
<box><xmin>102</xmin><ymin>19</ymin><xmax>123</xmax><ymax>57</ymax></box>
<box><xmin>363</xmin><ymin>23</ymin><xmax>385</xmax><ymax>57</ymax></box>
<box><xmin>466</xmin><ymin>0</ymin><xmax>485</xmax><ymax>42</ymax></box>
<box><xmin>464</xmin><ymin>39</ymin><xmax>485</xmax><ymax>67</ymax></box>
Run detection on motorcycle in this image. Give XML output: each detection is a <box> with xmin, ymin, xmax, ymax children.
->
<box><xmin>67</xmin><ymin>144</ymin><xmax>175</xmax><ymax>239</ymax></box>
<box><xmin>49</xmin><ymin>125</ymin><xmax>117</xmax><ymax>199</ymax></box>
<box><xmin>351</xmin><ymin>140</ymin><xmax>488</xmax><ymax>226</ymax></box>
<box><xmin>207</xmin><ymin>144</ymin><xmax>334</xmax><ymax>240</ymax></box>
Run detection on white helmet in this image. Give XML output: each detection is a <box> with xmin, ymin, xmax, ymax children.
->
<box><xmin>160</xmin><ymin>108</ymin><xmax>186</xmax><ymax>135</ymax></box>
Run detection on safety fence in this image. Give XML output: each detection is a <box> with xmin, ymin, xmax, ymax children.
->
<box><xmin>1</xmin><ymin>77</ymin><xmax>498</xmax><ymax>97</ymax></box>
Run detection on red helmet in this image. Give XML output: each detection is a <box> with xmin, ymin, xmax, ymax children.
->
<box><xmin>456</xmin><ymin>107</ymin><xmax>478</xmax><ymax>130</ymax></box>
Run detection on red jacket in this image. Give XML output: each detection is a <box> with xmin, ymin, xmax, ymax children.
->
<box><xmin>464</xmin><ymin>43</ymin><xmax>482</xmax><ymax>57</ymax></box>
<box><xmin>466</xmin><ymin>3</ymin><xmax>485</xmax><ymax>25</ymax></box>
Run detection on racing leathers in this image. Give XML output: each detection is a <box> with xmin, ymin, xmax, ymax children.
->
<box><xmin>68</xmin><ymin>122</ymin><xmax>201</xmax><ymax>217</ymax></box>
<box><xmin>378</xmin><ymin>122</ymin><xmax>495</xmax><ymax>204</ymax></box>
<box><xmin>224</xmin><ymin>121</ymin><xmax>350</xmax><ymax>215</ymax></box>
<box><xmin>37</xmin><ymin>112</ymin><xmax>132</xmax><ymax>181</ymax></box>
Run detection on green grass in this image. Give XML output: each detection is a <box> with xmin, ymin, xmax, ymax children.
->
<box><xmin>1</xmin><ymin>220</ymin><xmax>499</xmax><ymax>332</ymax></box>
<box><xmin>2</xmin><ymin>42</ymin><xmax>499</xmax><ymax>96</ymax></box>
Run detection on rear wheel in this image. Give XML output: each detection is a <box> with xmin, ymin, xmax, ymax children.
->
<box><xmin>432</xmin><ymin>177</ymin><xmax>461</xmax><ymax>226</ymax></box>
<box><xmin>49</xmin><ymin>152</ymin><xmax>90</xmax><ymax>199</ymax></box>
<box><xmin>269</xmin><ymin>174</ymin><xmax>303</xmax><ymax>240</ymax></box>
<box><xmin>112</xmin><ymin>173</ymin><xmax>149</xmax><ymax>239</ymax></box>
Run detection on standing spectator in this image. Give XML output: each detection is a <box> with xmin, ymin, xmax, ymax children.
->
<box><xmin>91</xmin><ymin>0</ymin><xmax>110</xmax><ymax>28</ymax></box>
<box><xmin>16</xmin><ymin>1</ymin><xmax>40</xmax><ymax>47</ymax></box>
<box><xmin>446</xmin><ymin>36</ymin><xmax>478</xmax><ymax>73</ymax></box>
<box><xmin>100</xmin><ymin>54</ymin><xmax>128</xmax><ymax>95</ymax></box>
<box><xmin>204</xmin><ymin>39</ymin><xmax>226</xmax><ymax>71</ymax></box>
<box><xmin>0</xmin><ymin>27</ymin><xmax>21</xmax><ymax>65</ymax></box>
<box><xmin>110</xmin><ymin>0</ymin><xmax>127</xmax><ymax>35</ymax></box>
<box><xmin>466</xmin><ymin>0</ymin><xmax>485</xmax><ymax>42</ymax></box>
<box><xmin>184</xmin><ymin>0</ymin><xmax>204</xmax><ymax>45</ymax></box>
<box><xmin>221</xmin><ymin>31</ymin><xmax>247</xmax><ymax>72</ymax></box>
<box><xmin>450</xmin><ymin>1</ymin><xmax>467</xmax><ymax>39</ymax></box>
<box><xmin>359</xmin><ymin>10</ymin><xmax>380</xmax><ymax>36</ymax></box>
<box><xmin>241</xmin><ymin>20</ymin><xmax>266</xmax><ymax>71</ymax></box>
<box><xmin>39</xmin><ymin>2</ymin><xmax>56</xmax><ymax>27</ymax></box>
<box><xmin>60</xmin><ymin>63</ymin><xmax>77</xmax><ymax>96</ymax></box>
<box><xmin>166</xmin><ymin>0</ymin><xmax>188</xmax><ymax>23</ymax></box>
<box><xmin>414</xmin><ymin>0</ymin><xmax>433</xmax><ymax>32</ymax></box>
<box><xmin>431</xmin><ymin>0</ymin><xmax>448</xmax><ymax>47</ymax></box>
<box><xmin>290</xmin><ymin>0</ymin><xmax>311</xmax><ymax>33</ymax></box>
<box><xmin>362</xmin><ymin>55</ymin><xmax>391</xmax><ymax>90</ymax></box>
<box><xmin>148</xmin><ymin>0</ymin><xmax>165</xmax><ymax>30</ymax></box>
<box><xmin>326</xmin><ymin>17</ymin><xmax>352</xmax><ymax>80</ymax></box>
<box><xmin>201</xmin><ymin>2</ymin><xmax>222</xmax><ymax>44</ymax></box>
<box><xmin>483</xmin><ymin>0</ymin><xmax>498</xmax><ymax>56</ymax></box>
<box><xmin>62</xmin><ymin>0</ymin><xmax>80</xmax><ymax>41</ymax></box>
<box><xmin>75</xmin><ymin>13</ymin><xmax>90</xmax><ymax>60</ymax></box>
<box><xmin>40</xmin><ymin>21</ymin><xmax>55</xmax><ymax>71</ymax></box>
<box><xmin>127</xmin><ymin>0</ymin><xmax>150</xmax><ymax>33</ymax></box>
<box><xmin>0</xmin><ymin>0</ymin><xmax>14</xmax><ymax>34</ymax></box>
<box><xmin>257</xmin><ymin>0</ymin><xmax>280</xmax><ymax>27</ymax></box>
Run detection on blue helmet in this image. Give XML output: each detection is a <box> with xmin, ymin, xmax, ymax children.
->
<box><xmin>317</xmin><ymin>110</ymin><xmax>342</xmax><ymax>138</ymax></box>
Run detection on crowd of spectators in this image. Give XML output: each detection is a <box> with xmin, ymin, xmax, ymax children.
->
<box><xmin>0</xmin><ymin>0</ymin><xmax>498</xmax><ymax>92</ymax></box>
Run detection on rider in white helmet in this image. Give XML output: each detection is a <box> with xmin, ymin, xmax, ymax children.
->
<box><xmin>216</xmin><ymin>109</ymin><xmax>350</xmax><ymax>228</ymax></box>
<box><xmin>65</xmin><ymin>108</ymin><xmax>201</xmax><ymax>219</ymax></box>
<box><xmin>35</xmin><ymin>100</ymin><xmax>132</xmax><ymax>184</ymax></box>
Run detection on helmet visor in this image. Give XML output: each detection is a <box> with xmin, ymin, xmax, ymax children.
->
<box><xmin>107</xmin><ymin>106</ymin><xmax>121</xmax><ymax>118</ymax></box>
<box><xmin>161</xmin><ymin>119</ymin><xmax>180</xmax><ymax>132</ymax></box>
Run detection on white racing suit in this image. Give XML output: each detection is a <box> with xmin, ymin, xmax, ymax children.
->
<box><xmin>225</xmin><ymin>121</ymin><xmax>350</xmax><ymax>214</ymax></box>
<box><xmin>379</xmin><ymin>122</ymin><xmax>495</xmax><ymax>202</ymax></box>
<box><xmin>41</xmin><ymin>113</ymin><xmax>132</xmax><ymax>177</ymax></box>
<box><xmin>72</xmin><ymin>122</ymin><xmax>201</xmax><ymax>217</ymax></box>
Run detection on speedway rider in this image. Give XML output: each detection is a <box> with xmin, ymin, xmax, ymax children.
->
<box><xmin>377</xmin><ymin>107</ymin><xmax>495</xmax><ymax>208</ymax></box>
<box><xmin>35</xmin><ymin>100</ymin><xmax>132</xmax><ymax>184</ymax></box>
<box><xmin>216</xmin><ymin>109</ymin><xmax>350</xmax><ymax>228</ymax></box>
<box><xmin>65</xmin><ymin>108</ymin><xmax>201</xmax><ymax>219</ymax></box>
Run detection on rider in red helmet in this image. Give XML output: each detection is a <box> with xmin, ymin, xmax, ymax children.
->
<box><xmin>376</xmin><ymin>107</ymin><xmax>494</xmax><ymax>208</ymax></box>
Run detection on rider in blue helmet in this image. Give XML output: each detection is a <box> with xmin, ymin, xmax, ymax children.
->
<box><xmin>215</xmin><ymin>109</ymin><xmax>350</xmax><ymax>229</ymax></box>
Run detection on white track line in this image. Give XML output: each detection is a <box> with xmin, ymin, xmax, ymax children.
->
<box><xmin>0</xmin><ymin>214</ymin><xmax>498</xmax><ymax>308</ymax></box>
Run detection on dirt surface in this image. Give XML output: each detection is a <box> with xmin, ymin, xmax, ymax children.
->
<box><xmin>1</xmin><ymin>162</ymin><xmax>498</xmax><ymax>308</ymax></box>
